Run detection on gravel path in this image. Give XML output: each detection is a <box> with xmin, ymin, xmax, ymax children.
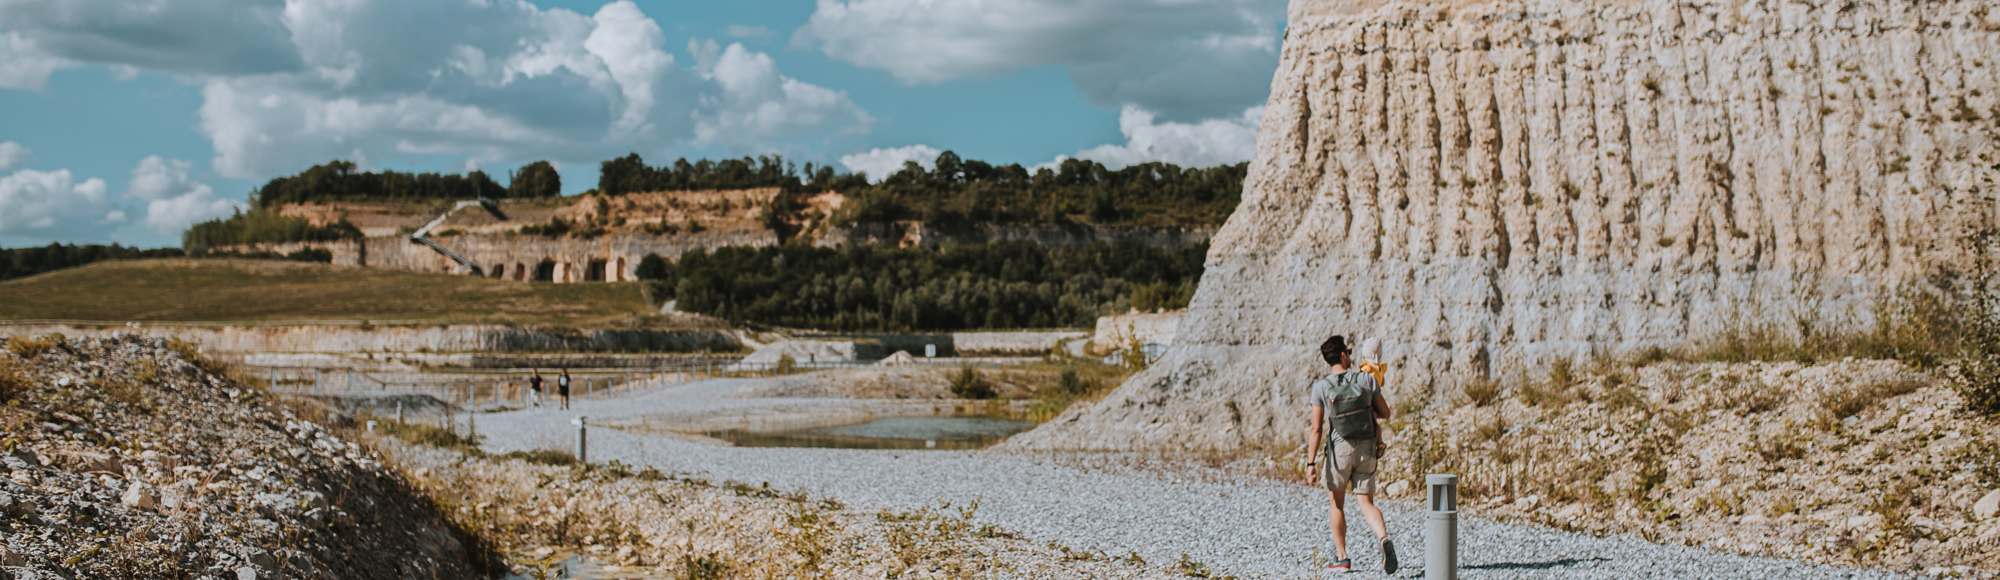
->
<box><xmin>475</xmin><ymin>378</ymin><xmax>1917</xmax><ymax>580</ymax></box>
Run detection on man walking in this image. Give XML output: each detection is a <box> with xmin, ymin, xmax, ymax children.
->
<box><xmin>1306</xmin><ymin>335</ymin><xmax>1397</xmax><ymax>574</ymax></box>
<box><xmin>528</xmin><ymin>369</ymin><xmax>544</xmax><ymax>407</ymax></box>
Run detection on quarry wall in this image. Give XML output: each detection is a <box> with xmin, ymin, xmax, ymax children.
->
<box><xmin>1011</xmin><ymin>0</ymin><xmax>2000</xmax><ymax>451</ymax></box>
<box><xmin>225</xmin><ymin>230</ymin><xmax>776</xmax><ymax>281</ymax></box>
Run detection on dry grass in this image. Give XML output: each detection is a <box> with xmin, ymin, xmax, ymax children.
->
<box><xmin>1463</xmin><ymin>377</ymin><xmax>1501</xmax><ymax>407</ymax></box>
<box><xmin>1819</xmin><ymin>375</ymin><xmax>1925</xmax><ymax>420</ymax></box>
<box><xmin>6</xmin><ymin>334</ymin><xmax>60</xmax><ymax>359</ymax></box>
<box><xmin>0</xmin><ymin>357</ymin><xmax>27</xmax><ymax>403</ymax></box>
<box><xmin>0</xmin><ymin>258</ymin><xmax>658</xmax><ymax>325</ymax></box>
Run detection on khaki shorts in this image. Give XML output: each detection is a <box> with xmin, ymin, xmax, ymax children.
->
<box><xmin>1321</xmin><ymin>437</ymin><xmax>1378</xmax><ymax>494</ymax></box>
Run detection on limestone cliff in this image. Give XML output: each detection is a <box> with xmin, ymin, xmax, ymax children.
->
<box><xmin>1011</xmin><ymin>0</ymin><xmax>2000</xmax><ymax>450</ymax></box>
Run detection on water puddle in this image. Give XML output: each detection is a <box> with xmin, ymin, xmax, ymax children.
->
<box><xmin>708</xmin><ymin>416</ymin><xmax>1037</xmax><ymax>450</ymax></box>
<box><xmin>503</xmin><ymin>555</ymin><xmax>666</xmax><ymax>580</ymax></box>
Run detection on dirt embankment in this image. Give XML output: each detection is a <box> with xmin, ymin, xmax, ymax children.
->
<box><xmin>0</xmin><ymin>333</ymin><xmax>490</xmax><ymax>579</ymax></box>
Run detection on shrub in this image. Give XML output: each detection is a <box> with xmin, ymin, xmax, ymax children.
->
<box><xmin>498</xmin><ymin>448</ymin><xmax>577</xmax><ymax>467</ymax></box>
<box><xmin>1463</xmin><ymin>378</ymin><xmax>1500</xmax><ymax>407</ymax></box>
<box><xmin>5</xmin><ymin>335</ymin><xmax>59</xmax><ymax>359</ymax></box>
<box><xmin>0</xmin><ymin>358</ymin><xmax>27</xmax><ymax>403</ymax></box>
<box><xmin>382</xmin><ymin>419</ymin><xmax>482</xmax><ymax>451</ymax></box>
<box><xmin>1951</xmin><ymin>226</ymin><xmax>2000</xmax><ymax>419</ymax></box>
<box><xmin>286</xmin><ymin>247</ymin><xmax>334</xmax><ymax>263</ymax></box>
<box><xmin>776</xmin><ymin>353</ymin><xmax>798</xmax><ymax>375</ymax></box>
<box><xmin>949</xmin><ymin>366</ymin><xmax>995</xmax><ymax>400</ymax></box>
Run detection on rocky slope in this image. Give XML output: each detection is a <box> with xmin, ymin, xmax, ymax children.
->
<box><xmin>0</xmin><ymin>333</ymin><xmax>486</xmax><ymax>579</ymax></box>
<box><xmin>1014</xmin><ymin>0</ymin><xmax>2000</xmax><ymax>451</ymax></box>
<box><xmin>1365</xmin><ymin>359</ymin><xmax>2000</xmax><ymax>575</ymax></box>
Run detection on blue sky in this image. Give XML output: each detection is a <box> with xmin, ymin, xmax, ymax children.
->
<box><xmin>0</xmin><ymin>0</ymin><xmax>1284</xmax><ymax>248</ymax></box>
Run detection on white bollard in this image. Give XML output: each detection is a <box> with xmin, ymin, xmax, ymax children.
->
<box><xmin>572</xmin><ymin>416</ymin><xmax>588</xmax><ymax>463</ymax></box>
<box><xmin>1426</xmin><ymin>474</ymin><xmax>1459</xmax><ymax>580</ymax></box>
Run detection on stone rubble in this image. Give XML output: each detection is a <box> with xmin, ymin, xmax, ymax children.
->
<box><xmin>0</xmin><ymin>333</ymin><xmax>486</xmax><ymax>579</ymax></box>
<box><xmin>1368</xmin><ymin>359</ymin><xmax>2000</xmax><ymax>576</ymax></box>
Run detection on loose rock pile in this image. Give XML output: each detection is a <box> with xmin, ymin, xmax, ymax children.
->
<box><xmin>1375</xmin><ymin>359</ymin><xmax>2000</xmax><ymax>577</ymax></box>
<box><xmin>0</xmin><ymin>333</ymin><xmax>486</xmax><ymax>579</ymax></box>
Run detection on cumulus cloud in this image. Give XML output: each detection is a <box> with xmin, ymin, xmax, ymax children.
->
<box><xmin>839</xmin><ymin>144</ymin><xmax>941</xmax><ymax>183</ymax></box>
<box><xmin>127</xmin><ymin>156</ymin><xmax>237</xmax><ymax>235</ymax></box>
<box><xmin>0</xmin><ymin>0</ymin><xmax>299</xmax><ymax>82</ymax></box>
<box><xmin>0</xmin><ymin>168</ymin><xmax>122</xmax><ymax>237</ymax></box>
<box><xmin>3</xmin><ymin>0</ymin><xmax>871</xmax><ymax>179</ymax></box>
<box><xmin>0</xmin><ymin>30</ymin><xmax>71</xmax><ymax>90</ymax></box>
<box><xmin>795</xmin><ymin>0</ymin><xmax>1282</xmax><ymax>121</ymax></box>
<box><xmin>0</xmin><ymin>141</ymin><xmax>31</xmax><ymax>171</ymax></box>
<box><xmin>1056</xmin><ymin>105</ymin><xmax>1261</xmax><ymax>170</ymax></box>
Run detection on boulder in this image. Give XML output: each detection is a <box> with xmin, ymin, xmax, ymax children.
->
<box><xmin>1976</xmin><ymin>489</ymin><xmax>2000</xmax><ymax>521</ymax></box>
<box><xmin>121</xmin><ymin>483</ymin><xmax>158</xmax><ymax>511</ymax></box>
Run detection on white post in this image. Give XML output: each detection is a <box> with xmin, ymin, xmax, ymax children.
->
<box><xmin>573</xmin><ymin>416</ymin><xmax>588</xmax><ymax>463</ymax></box>
<box><xmin>1426</xmin><ymin>474</ymin><xmax>1459</xmax><ymax>580</ymax></box>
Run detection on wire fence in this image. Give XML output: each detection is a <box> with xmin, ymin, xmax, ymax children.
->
<box><xmin>260</xmin><ymin>357</ymin><xmax>1015</xmax><ymax>409</ymax></box>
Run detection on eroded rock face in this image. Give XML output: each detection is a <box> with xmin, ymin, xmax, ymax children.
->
<box><xmin>1013</xmin><ymin>0</ymin><xmax>2000</xmax><ymax>450</ymax></box>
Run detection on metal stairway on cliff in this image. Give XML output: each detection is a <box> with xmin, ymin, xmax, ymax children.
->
<box><xmin>408</xmin><ymin>197</ymin><xmax>507</xmax><ymax>276</ymax></box>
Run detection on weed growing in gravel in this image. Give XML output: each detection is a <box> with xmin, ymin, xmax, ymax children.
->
<box><xmin>1168</xmin><ymin>552</ymin><xmax>1232</xmax><ymax>576</ymax></box>
<box><xmin>1819</xmin><ymin>375</ymin><xmax>1924</xmax><ymax>420</ymax></box>
<box><xmin>5</xmin><ymin>334</ymin><xmax>60</xmax><ymax>359</ymax></box>
<box><xmin>1463</xmin><ymin>377</ymin><xmax>1500</xmax><ymax>406</ymax></box>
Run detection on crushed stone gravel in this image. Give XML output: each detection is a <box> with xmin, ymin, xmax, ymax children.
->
<box><xmin>474</xmin><ymin>378</ymin><xmax>1931</xmax><ymax>580</ymax></box>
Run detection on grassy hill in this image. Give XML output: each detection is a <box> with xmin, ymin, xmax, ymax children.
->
<box><xmin>0</xmin><ymin>258</ymin><xmax>660</xmax><ymax>325</ymax></box>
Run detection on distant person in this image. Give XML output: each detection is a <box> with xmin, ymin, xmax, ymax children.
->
<box><xmin>528</xmin><ymin>370</ymin><xmax>544</xmax><ymax>407</ymax></box>
<box><xmin>1306</xmin><ymin>334</ymin><xmax>1396</xmax><ymax>574</ymax></box>
<box><xmin>557</xmin><ymin>369</ymin><xmax>572</xmax><ymax>410</ymax></box>
<box><xmin>1357</xmin><ymin>337</ymin><xmax>1389</xmax><ymax>459</ymax></box>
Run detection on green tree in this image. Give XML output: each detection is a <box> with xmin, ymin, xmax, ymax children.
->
<box><xmin>508</xmin><ymin>160</ymin><xmax>562</xmax><ymax>198</ymax></box>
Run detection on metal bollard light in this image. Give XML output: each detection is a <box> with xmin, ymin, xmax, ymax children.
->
<box><xmin>573</xmin><ymin>416</ymin><xmax>588</xmax><ymax>463</ymax></box>
<box><xmin>1426</xmin><ymin>474</ymin><xmax>1459</xmax><ymax>580</ymax></box>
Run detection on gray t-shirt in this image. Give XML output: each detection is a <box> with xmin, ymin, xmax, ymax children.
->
<box><xmin>1309</xmin><ymin>369</ymin><xmax>1380</xmax><ymax>442</ymax></box>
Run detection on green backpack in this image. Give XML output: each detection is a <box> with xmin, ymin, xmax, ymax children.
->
<box><xmin>1322</xmin><ymin>371</ymin><xmax>1378</xmax><ymax>442</ymax></box>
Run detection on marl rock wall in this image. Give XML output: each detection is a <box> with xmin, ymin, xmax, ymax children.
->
<box><xmin>1011</xmin><ymin>0</ymin><xmax>2000</xmax><ymax>451</ymax></box>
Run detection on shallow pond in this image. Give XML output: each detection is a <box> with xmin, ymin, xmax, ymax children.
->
<box><xmin>708</xmin><ymin>416</ymin><xmax>1037</xmax><ymax>450</ymax></box>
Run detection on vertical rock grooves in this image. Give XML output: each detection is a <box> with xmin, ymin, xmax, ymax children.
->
<box><xmin>1010</xmin><ymin>0</ymin><xmax>2000</xmax><ymax>451</ymax></box>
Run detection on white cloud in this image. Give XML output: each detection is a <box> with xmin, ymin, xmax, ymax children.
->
<box><xmin>691</xmin><ymin>40</ymin><xmax>873</xmax><ymax>151</ymax></box>
<box><xmin>3</xmin><ymin>0</ymin><xmax>871</xmax><ymax>180</ymax></box>
<box><xmin>0</xmin><ymin>141</ymin><xmax>31</xmax><ymax>171</ymax></box>
<box><xmin>0</xmin><ymin>168</ymin><xmax>122</xmax><ymax>237</ymax></box>
<box><xmin>1063</xmin><ymin>105</ymin><xmax>1262</xmax><ymax>170</ymax></box>
<box><xmin>795</xmin><ymin>0</ymin><xmax>1282</xmax><ymax>121</ymax></box>
<box><xmin>0</xmin><ymin>30</ymin><xmax>71</xmax><ymax>90</ymax></box>
<box><xmin>839</xmin><ymin>144</ymin><xmax>941</xmax><ymax>183</ymax></box>
<box><xmin>127</xmin><ymin>156</ymin><xmax>237</xmax><ymax>236</ymax></box>
<box><xmin>726</xmin><ymin>25</ymin><xmax>774</xmax><ymax>38</ymax></box>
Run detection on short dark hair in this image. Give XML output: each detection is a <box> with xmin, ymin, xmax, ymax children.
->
<box><xmin>1319</xmin><ymin>335</ymin><xmax>1348</xmax><ymax>366</ymax></box>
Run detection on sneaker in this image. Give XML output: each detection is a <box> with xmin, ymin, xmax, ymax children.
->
<box><xmin>1381</xmin><ymin>538</ymin><xmax>1399</xmax><ymax>574</ymax></box>
<box><xmin>1325</xmin><ymin>558</ymin><xmax>1351</xmax><ymax>573</ymax></box>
